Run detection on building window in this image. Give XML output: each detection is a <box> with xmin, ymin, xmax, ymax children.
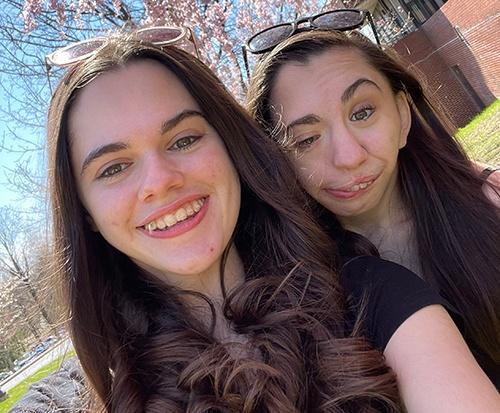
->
<box><xmin>450</xmin><ymin>65</ymin><xmax>485</xmax><ymax>111</ymax></box>
<box><xmin>381</xmin><ymin>0</ymin><xmax>448</xmax><ymax>26</ymax></box>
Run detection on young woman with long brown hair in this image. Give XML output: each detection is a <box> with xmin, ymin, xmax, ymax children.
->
<box><xmin>246</xmin><ymin>20</ymin><xmax>500</xmax><ymax>393</ymax></box>
<box><xmin>34</xmin><ymin>28</ymin><xmax>498</xmax><ymax>413</ymax></box>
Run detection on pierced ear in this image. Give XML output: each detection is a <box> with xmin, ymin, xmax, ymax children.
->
<box><xmin>395</xmin><ymin>91</ymin><xmax>411</xmax><ymax>149</ymax></box>
<box><xmin>85</xmin><ymin>214</ymin><xmax>99</xmax><ymax>232</ymax></box>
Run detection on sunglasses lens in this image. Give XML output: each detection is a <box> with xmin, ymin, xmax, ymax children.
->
<box><xmin>248</xmin><ymin>24</ymin><xmax>294</xmax><ymax>52</ymax></box>
<box><xmin>137</xmin><ymin>27</ymin><xmax>184</xmax><ymax>44</ymax></box>
<box><xmin>48</xmin><ymin>39</ymin><xmax>105</xmax><ymax>66</ymax></box>
<box><xmin>313</xmin><ymin>10</ymin><xmax>364</xmax><ymax>30</ymax></box>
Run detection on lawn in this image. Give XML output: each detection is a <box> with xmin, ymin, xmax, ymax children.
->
<box><xmin>455</xmin><ymin>100</ymin><xmax>500</xmax><ymax>165</ymax></box>
<box><xmin>0</xmin><ymin>350</ymin><xmax>76</xmax><ymax>413</ymax></box>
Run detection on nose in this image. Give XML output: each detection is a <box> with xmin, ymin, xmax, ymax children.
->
<box><xmin>329</xmin><ymin>125</ymin><xmax>368</xmax><ymax>170</ymax></box>
<box><xmin>138</xmin><ymin>153</ymin><xmax>184</xmax><ymax>202</ymax></box>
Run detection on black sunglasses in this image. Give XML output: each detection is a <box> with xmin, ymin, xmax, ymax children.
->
<box><xmin>242</xmin><ymin>9</ymin><xmax>380</xmax><ymax>78</ymax></box>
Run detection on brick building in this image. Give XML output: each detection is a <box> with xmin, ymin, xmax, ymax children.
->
<box><xmin>366</xmin><ymin>0</ymin><xmax>499</xmax><ymax>128</ymax></box>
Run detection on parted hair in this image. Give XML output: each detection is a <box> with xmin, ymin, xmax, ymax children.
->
<box><xmin>246</xmin><ymin>30</ymin><xmax>500</xmax><ymax>369</ymax></box>
<box><xmin>47</xmin><ymin>34</ymin><xmax>401</xmax><ymax>412</ymax></box>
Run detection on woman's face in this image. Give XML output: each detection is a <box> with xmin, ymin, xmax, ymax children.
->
<box><xmin>68</xmin><ymin>59</ymin><xmax>241</xmax><ymax>283</ymax></box>
<box><xmin>269</xmin><ymin>48</ymin><xmax>410</xmax><ymax>222</ymax></box>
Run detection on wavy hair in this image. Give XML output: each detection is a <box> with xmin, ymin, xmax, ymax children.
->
<box><xmin>246</xmin><ymin>30</ymin><xmax>500</xmax><ymax>369</ymax></box>
<box><xmin>47</xmin><ymin>34</ymin><xmax>401</xmax><ymax>412</ymax></box>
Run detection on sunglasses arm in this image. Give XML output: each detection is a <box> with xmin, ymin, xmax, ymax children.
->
<box><xmin>366</xmin><ymin>12</ymin><xmax>381</xmax><ymax>46</ymax></box>
<box><xmin>241</xmin><ymin>45</ymin><xmax>251</xmax><ymax>81</ymax></box>
<box><xmin>187</xmin><ymin>27</ymin><xmax>202</xmax><ymax>60</ymax></box>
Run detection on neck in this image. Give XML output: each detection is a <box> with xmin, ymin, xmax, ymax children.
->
<box><xmin>339</xmin><ymin>173</ymin><xmax>423</xmax><ymax>276</ymax></box>
<box><xmin>340</xmin><ymin>169</ymin><xmax>408</xmax><ymax>240</ymax></box>
<box><xmin>177</xmin><ymin>245</ymin><xmax>245</xmax><ymax>333</ymax></box>
<box><xmin>179</xmin><ymin>245</ymin><xmax>245</xmax><ymax>301</ymax></box>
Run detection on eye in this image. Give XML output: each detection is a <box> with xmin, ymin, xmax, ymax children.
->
<box><xmin>169</xmin><ymin>135</ymin><xmax>202</xmax><ymax>151</ymax></box>
<box><xmin>350</xmin><ymin>106</ymin><xmax>375</xmax><ymax>121</ymax></box>
<box><xmin>98</xmin><ymin>162</ymin><xmax>130</xmax><ymax>179</ymax></box>
<box><xmin>295</xmin><ymin>135</ymin><xmax>320</xmax><ymax>150</ymax></box>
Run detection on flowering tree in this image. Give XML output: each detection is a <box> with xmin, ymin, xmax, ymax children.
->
<box><xmin>0</xmin><ymin>207</ymin><xmax>57</xmax><ymax>362</ymax></box>
<box><xmin>17</xmin><ymin>0</ymin><xmax>350</xmax><ymax>97</ymax></box>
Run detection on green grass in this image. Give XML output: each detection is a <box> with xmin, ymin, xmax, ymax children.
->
<box><xmin>455</xmin><ymin>100</ymin><xmax>500</xmax><ymax>165</ymax></box>
<box><xmin>0</xmin><ymin>350</ymin><xmax>76</xmax><ymax>413</ymax></box>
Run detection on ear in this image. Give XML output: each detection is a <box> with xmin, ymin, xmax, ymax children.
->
<box><xmin>395</xmin><ymin>91</ymin><xmax>411</xmax><ymax>149</ymax></box>
<box><xmin>85</xmin><ymin>214</ymin><xmax>99</xmax><ymax>232</ymax></box>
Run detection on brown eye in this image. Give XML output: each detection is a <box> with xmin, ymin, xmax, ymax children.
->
<box><xmin>350</xmin><ymin>107</ymin><xmax>374</xmax><ymax>121</ymax></box>
<box><xmin>98</xmin><ymin>162</ymin><xmax>130</xmax><ymax>179</ymax></box>
<box><xmin>296</xmin><ymin>135</ymin><xmax>320</xmax><ymax>150</ymax></box>
<box><xmin>169</xmin><ymin>135</ymin><xmax>201</xmax><ymax>151</ymax></box>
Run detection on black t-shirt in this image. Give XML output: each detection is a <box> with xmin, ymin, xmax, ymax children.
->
<box><xmin>340</xmin><ymin>255</ymin><xmax>499</xmax><ymax>389</ymax></box>
<box><xmin>341</xmin><ymin>255</ymin><xmax>445</xmax><ymax>350</ymax></box>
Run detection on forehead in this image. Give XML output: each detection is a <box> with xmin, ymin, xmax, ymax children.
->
<box><xmin>270</xmin><ymin>47</ymin><xmax>390</xmax><ymax>122</ymax></box>
<box><xmin>68</xmin><ymin>59</ymin><xmax>198</xmax><ymax>139</ymax></box>
<box><xmin>67</xmin><ymin>59</ymin><xmax>201</xmax><ymax>172</ymax></box>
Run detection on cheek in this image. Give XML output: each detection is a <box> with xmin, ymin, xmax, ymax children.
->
<box><xmin>292</xmin><ymin>155</ymin><xmax>324</xmax><ymax>192</ymax></box>
<box><xmin>205</xmin><ymin>145</ymin><xmax>240</xmax><ymax>194</ymax></box>
<box><xmin>84</xmin><ymin>187</ymin><xmax>134</xmax><ymax>232</ymax></box>
<box><xmin>357</xmin><ymin>125</ymin><xmax>399</xmax><ymax>160</ymax></box>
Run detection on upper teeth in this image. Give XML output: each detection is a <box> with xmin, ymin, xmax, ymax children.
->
<box><xmin>145</xmin><ymin>198</ymin><xmax>204</xmax><ymax>232</ymax></box>
<box><xmin>346</xmin><ymin>180</ymin><xmax>374</xmax><ymax>192</ymax></box>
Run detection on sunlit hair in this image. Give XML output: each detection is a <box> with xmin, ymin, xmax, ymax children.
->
<box><xmin>246</xmin><ymin>30</ymin><xmax>500</xmax><ymax>373</ymax></box>
<box><xmin>47</xmin><ymin>33</ymin><xmax>401</xmax><ymax>412</ymax></box>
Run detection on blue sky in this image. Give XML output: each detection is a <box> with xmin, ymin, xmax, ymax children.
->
<box><xmin>0</xmin><ymin>2</ymin><xmax>104</xmax><ymax>211</ymax></box>
<box><xmin>0</xmin><ymin>80</ymin><xmax>46</xmax><ymax>209</ymax></box>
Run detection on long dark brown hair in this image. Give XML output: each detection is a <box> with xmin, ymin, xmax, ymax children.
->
<box><xmin>246</xmin><ymin>30</ymin><xmax>500</xmax><ymax>370</ymax></box>
<box><xmin>47</xmin><ymin>34</ymin><xmax>401</xmax><ymax>412</ymax></box>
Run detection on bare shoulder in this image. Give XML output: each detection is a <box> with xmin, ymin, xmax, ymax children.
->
<box><xmin>471</xmin><ymin>161</ymin><xmax>500</xmax><ymax>208</ymax></box>
<box><xmin>484</xmin><ymin>168</ymin><xmax>500</xmax><ymax>185</ymax></box>
<box><xmin>482</xmin><ymin>168</ymin><xmax>500</xmax><ymax>208</ymax></box>
<box><xmin>384</xmin><ymin>305</ymin><xmax>500</xmax><ymax>413</ymax></box>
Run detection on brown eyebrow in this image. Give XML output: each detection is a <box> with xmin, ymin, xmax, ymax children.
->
<box><xmin>80</xmin><ymin>109</ymin><xmax>205</xmax><ymax>175</ymax></box>
<box><xmin>341</xmin><ymin>78</ymin><xmax>381</xmax><ymax>103</ymax></box>
<box><xmin>81</xmin><ymin>142</ymin><xmax>129</xmax><ymax>175</ymax></box>
<box><xmin>160</xmin><ymin>109</ymin><xmax>205</xmax><ymax>135</ymax></box>
<box><xmin>285</xmin><ymin>78</ymin><xmax>380</xmax><ymax>133</ymax></box>
<box><xmin>286</xmin><ymin>114</ymin><xmax>321</xmax><ymax>134</ymax></box>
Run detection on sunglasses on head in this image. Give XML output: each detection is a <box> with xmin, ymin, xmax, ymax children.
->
<box><xmin>242</xmin><ymin>8</ymin><xmax>380</xmax><ymax>78</ymax></box>
<box><xmin>45</xmin><ymin>26</ymin><xmax>200</xmax><ymax>92</ymax></box>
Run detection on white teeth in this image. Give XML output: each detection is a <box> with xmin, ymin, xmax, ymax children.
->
<box><xmin>146</xmin><ymin>221</ymin><xmax>157</xmax><ymax>232</ymax></box>
<box><xmin>144</xmin><ymin>198</ymin><xmax>205</xmax><ymax>231</ymax></box>
<box><xmin>164</xmin><ymin>214</ymin><xmax>177</xmax><ymax>227</ymax></box>
<box><xmin>346</xmin><ymin>180</ymin><xmax>373</xmax><ymax>192</ymax></box>
<box><xmin>192</xmin><ymin>200</ymin><xmax>201</xmax><ymax>212</ymax></box>
<box><xmin>175</xmin><ymin>208</ymin><xmax>187</xmax><ymax>221</ymax></box>
<box><xmin>156</xmin><ymin>219</ymin><xmax>166</xmax><ymax>230</ymax></box>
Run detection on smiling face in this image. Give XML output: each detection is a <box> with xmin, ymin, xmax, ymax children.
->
<box><xmin>68</xmin><ymin>59</ymin><xmax>241</xmax><ymax>285</ymax></box>
<box><xmin>269</xmin><ymin>47</ymin><xmax>410</xmax><ymax>226</ymax></box>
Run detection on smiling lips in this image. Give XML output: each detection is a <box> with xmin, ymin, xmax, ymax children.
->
<box><xmin>325</xmin><ymin>176</ymin><xmax>377</xmax><ymax>200</ymax></box>
<box><xmin>143</xmin><ymin>198</ymin><xmax>206</xmax><ymax>232</ymax></box>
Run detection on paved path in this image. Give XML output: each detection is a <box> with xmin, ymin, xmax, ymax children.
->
<box><xmin>0</xmin><ymin>339</ymin><xmax>73</xmax><ymax>392</ymax></box>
